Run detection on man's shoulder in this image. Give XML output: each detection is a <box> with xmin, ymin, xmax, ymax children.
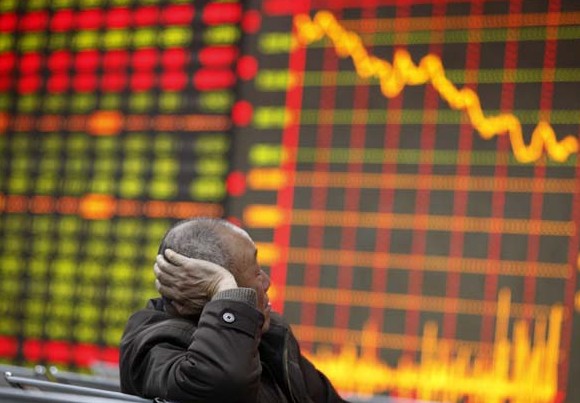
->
<box><xmin>126</xmin><ymin>298</ymin><xmax>170</xmax><ymax>324</ymax></box>
<box><xmin>122</xmin><ymin>298</ymin><xmax>198</xmax><ymax>343</ymax></box>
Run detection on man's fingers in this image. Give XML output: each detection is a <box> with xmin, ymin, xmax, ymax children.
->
<box><xmin>156</xmin><ymin>254</ymin><xmax>181</xmax><ymax>276</ymax></box>
<box><xmin>164</xmin><ymin>249</ymin><xmax>190</xmax><ymax>266</ymax></box>
<box><xmin>154</xmin><ymin>263</ymin><xmax>177</xmax><ymax>286</ymax></box>
<box><xmin>155</xmin><ymin>279</ymin><xmax>181</xmax><ymax>301</ymax></box>
<box><xmin>153</xmin><ymin>262</ymin><xmax>163</xmax><ymax>278</ymax></box>
<box><xmin>165</xmin><ymin>249</ymin><xmax>229</xmax><ymax>275</ymax></box>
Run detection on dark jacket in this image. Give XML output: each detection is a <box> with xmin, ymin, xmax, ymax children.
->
<box><xmin>120</xmin><ymin>293</ymin><xmax>346</xmax><ymax>403</ymax></box>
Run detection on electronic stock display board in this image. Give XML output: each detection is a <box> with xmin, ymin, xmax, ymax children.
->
<box><xmin>226</xmin><ymin>0</ymin><xmax>580</xmax><ymax>402</ymax></box>
<box><xmin>0</xmin><ymin>0</ymin><xmax>242</xmax><ymax>366</ymax></box>
<box><xmin>1</xmin><ymin>0</ymin><xmax>580</xmax><ymax>403</ymax></box>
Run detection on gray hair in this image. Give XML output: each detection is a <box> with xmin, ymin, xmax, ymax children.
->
<box><xmin>158</xmin><ymin>217</ymin><xmax>234</xmax><ymax>271</ymax></box>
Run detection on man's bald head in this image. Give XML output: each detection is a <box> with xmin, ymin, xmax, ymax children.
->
<box><xmin>158</xmin><ymin>218</ymin><xmax>239</xmax><ymax>272</ymax></box>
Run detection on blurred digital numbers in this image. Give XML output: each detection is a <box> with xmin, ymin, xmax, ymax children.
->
<box><xmin>0</xmin><ymin>0</ymin><xmax>242</xmax><ymax>365</ymax></box>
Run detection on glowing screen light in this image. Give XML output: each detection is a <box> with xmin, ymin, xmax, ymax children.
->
<box><xmin>0</xmin><ymin>0</ymin><xmax>241</xmax><ymax>366</ymax></box>
<box><xmin>226</xmin><ymin>1</ymin><xmax>580</xmax><ymax>402</ymax></box>
<box><xmin>1</xmin><ymin>1</ymin><xmax>580</xmax><ymax>402</ymax></box>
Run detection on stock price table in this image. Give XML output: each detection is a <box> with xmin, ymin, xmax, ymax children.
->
<box><xmin>0</xmin><ymin>0</ymin><xmax>241</xmax><ymax>366</ymax></box>
<box><xmin>226</xmin><ymin>1</ymin><xmax>580</xmax><ymax>402</ymax></box>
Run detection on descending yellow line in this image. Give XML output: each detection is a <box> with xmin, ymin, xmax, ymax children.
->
<box><xmin>293</xmin><ymin>11</ymin><xmax>579</xmax><ymax>163</ymax></box>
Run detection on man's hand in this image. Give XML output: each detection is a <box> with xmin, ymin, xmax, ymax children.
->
<box><xmin>154</xmin><ymin>249</ymin><xmax>237</xmax><ymax>316</ymax></box>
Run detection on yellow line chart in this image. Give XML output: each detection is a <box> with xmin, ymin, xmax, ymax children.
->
<box><xmin>293</xmin><ymin>11</ymin><xmax>579</xmax><ymax>163</ymax></box>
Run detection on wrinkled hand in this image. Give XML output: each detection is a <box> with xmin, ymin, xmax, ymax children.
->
<box><xmin>154</xmin><ymin>249</ymin><xmax>237</xmax><ymax>316</ymax></box>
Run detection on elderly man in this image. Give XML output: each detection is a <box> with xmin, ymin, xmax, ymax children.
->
<box><xmin>120</xmin><ymin>217</ymin><xmax>345</xmax><ymax>403</ymax></box>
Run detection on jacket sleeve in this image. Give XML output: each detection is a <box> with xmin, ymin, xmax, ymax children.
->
<box><xmin>120</xmin><ymin>294</ymin><xmax>265</xmax><ymax>403</ymax></box>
